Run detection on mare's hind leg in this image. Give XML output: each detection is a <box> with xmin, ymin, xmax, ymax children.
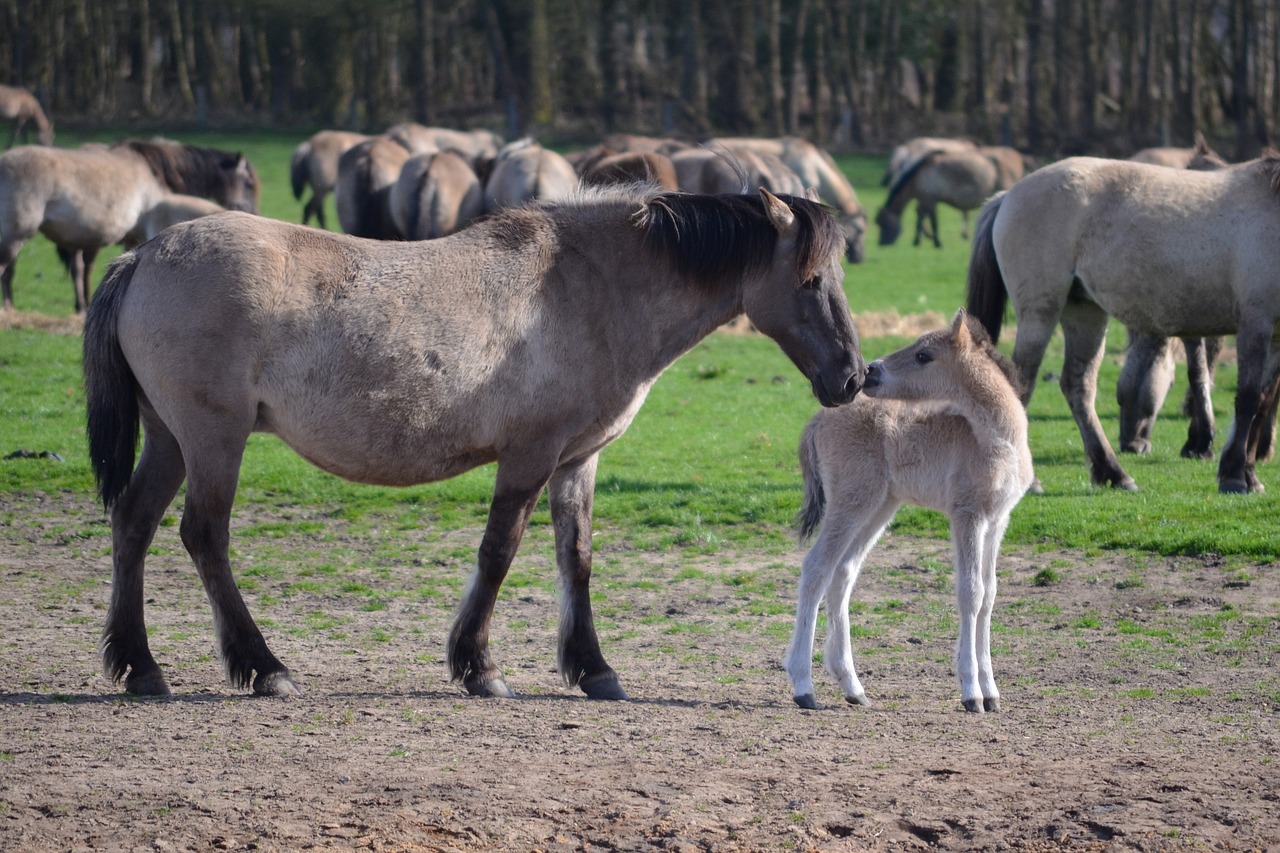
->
<box><xmin>1180</xmin><ymin>336</ymin><xmax>1219</xmax><ymax>459</ymax></box>
<box><xmin>549</xmin><ymin>455</ymin><xmax>627</xmax><ymax>700</ymax></box>
<box><xmin>1219</xmin><ymin>322</ymin><xmax>1277</xmax><ymax>493</ymax></box>
<box><xmin>447</xmin><ymin>460</ymin><xmax>549</xmax><ymax>698</ymax></box>
<box><xmin>1</xmin><ymin>236</ymin><xmax>28</xmax><ymax>309</ymax></box>
<box><xmin>1060</xmin><ymin>299</ymin><xmax>1136</xmax><ymax>489</ymax></box>
<box><xmin>181</xmin><ymin>425</ymin><xmax>298</xmax><ymax>696</ymax></box>
<box><xmin>1116</xmin><ymin>330</ymin><xmax>1173</xmax><ymax>454</ymax></box>
<box><xmin>102</xmin><ymin>414</ymin><xmax>187</xmax><ymax>696</ymax></box>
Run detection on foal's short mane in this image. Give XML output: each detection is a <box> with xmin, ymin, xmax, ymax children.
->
<box><xmin>964</xmin><ymin>314</ymin><xmax>1026</xmax><ymax>398</ymax></box>
<box><xmin>639</xmin><ymin>192</ymin><xmax>842</xmax><ymax>290</ymax></box>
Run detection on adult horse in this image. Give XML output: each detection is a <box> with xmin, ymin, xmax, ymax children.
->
<box><xmin>671</xmin><ymin>147</ymin><xmax>804</xmax><ymax>197</ymax></box>
<box><xmin>881</xmin><ymin>136</ymin><xmax>975</xmax><ymax>186</ymax></box>
<box><xmin>290</xmin><ymin>130</ymin><xmax>371</xmax><ymax>228</ymax></box>
<box><xmin>83</xmin><ymin>186</ymin><xmax>866</xmax><ymax>699</ymax></box>
<box><xmin>715</xmin><ymin>137</ymin><xmax>868</xmax><ymax>263</ymax></box>
<box><xmin>877</xmin><ymin>147</ymin><xmax>1021</xmax><ymax>248</ymax></box>
<box><xmin>335</xmin><ymin>136</ymin><xmax>411</xmax><ymax>239</ymax></box>
<box><xmin>966</xmin><ymin>154</ymin><xmax>1280</xmax><ymax>493</ymax></box>
<box><xmin>384</xmin><ymin>122</ymin><xmax>504</xmax><ymax>165</ymax></box>
<box><xmin>580</xmin><ymin>150</ymin><xmax>680</xmax><ymax>192</ymax></box>
<box><xmin>482</xmin><ymin>139</ymin><xmax>578</xmax><ymax>212</ymax></box>
<box><xmin>0</xmin><ymin>138</ymin><xmax>259</xmax><ymax>312</ymax></box>
<box><xmin>0</xmin><ymin>84</ymin><xmax>53</xmax><ymax>147</ymax></box>
<box><xmin>388</xmin><ymin>149</ymin><xmax>484</xmax><ymax>240</ymax></box>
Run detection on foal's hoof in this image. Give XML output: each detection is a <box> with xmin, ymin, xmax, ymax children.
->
<box><xmin>845</xmin><ymin>693</ymin><xmax>870</xmax><ymax>707</ymax></box>
<box><xmin>961</xmin><ymin>698</ymin><xmax>986</xmax><ymax>713</ymax></box>
<box><xmin>983</xmin><ymin>697</ymin><xmax>1001</xmax><ymax>713</ymax></box>
<box><xmin>253</xmin><ymin>670</ymin><xmax>301</xmax><ymax>698</ymax></box>
<box><xmin>124</xmin><ymin>669</ymin><xmax>172</xmax><ymax>697</ymax></box>
<box><xmin>793</xmin><ymin>693</ymin><xmax>819</xmax><ymax>710</ymax></box>
<box><xmin>465</xmin><ymin>675</ymin><xmax>516</xmax><ymax>698</ymax></box>
<box><xmin>580</xmin><ymin>671</ymin><xmax>629</xmax><ymax>701</ymax></box>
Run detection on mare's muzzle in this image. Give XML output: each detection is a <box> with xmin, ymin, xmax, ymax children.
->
<box><xmin>812</xmin><ymin>354</ymin><xmax>865</xmax><ymax>407</ymax></box>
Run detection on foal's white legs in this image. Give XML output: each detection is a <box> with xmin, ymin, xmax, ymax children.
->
<box><xmin>950</xmin><ymin>512</ymin><xmax>1008</xmax><ymax>713</ymax></box>
<box><xmin>785</xmin><ymin>500</ymin><xmax>897</xmax><ymax>709</ymax></box>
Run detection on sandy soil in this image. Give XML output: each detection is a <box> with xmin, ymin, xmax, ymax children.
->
<box><xmin>1</xmin><ymin>489</ymin><xmax>1278</xmax><ymax>852</ymax></box>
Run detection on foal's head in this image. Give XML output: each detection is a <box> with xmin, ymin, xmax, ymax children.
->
<box><xmin>863</xmin><ymin>309</ymin><xmax>1024</xmax><ymax>402</ymax></box>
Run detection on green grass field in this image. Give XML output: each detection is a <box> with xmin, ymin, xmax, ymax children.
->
<box><xmin>2</xmin><ymin>133</ymin><xmax>1277</xmax><ymax>562</ymax></box>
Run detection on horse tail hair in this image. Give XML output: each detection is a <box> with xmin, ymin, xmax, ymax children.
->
<box><xmin>796</xmin><ymin>419</ymin><xmax>826</xmax><ymax>543</ymax></box>
<box><xmin>965</xmin><ymin>191</ymin><xmax>1009</xmax><ymax>343</ymax></box>
<box><xmin>83</xmin><ymin>252</ymin><xmax>141</xmax><ymax>510</ymax></box>
<box><xmin>290</xmin><ymin>141</ymin><xmax>310</xmax><ymax>200</ymax></box>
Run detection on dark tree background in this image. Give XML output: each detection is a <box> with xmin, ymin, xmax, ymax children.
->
<box><xmin>2</xmin><ymin>0</ymin><xmax>1277</xmax><ymax>158</ymax></box>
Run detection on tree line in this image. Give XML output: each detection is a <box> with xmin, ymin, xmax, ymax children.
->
<box><xmin>2</xmin><ymin>0</ymin><xmax>1278</xmax><ymax>159</ymax></box>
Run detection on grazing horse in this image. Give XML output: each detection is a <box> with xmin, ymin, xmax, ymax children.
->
<box><xmin>122</xmin><ymin>194</ymin><xmax>224</xmax><ymax>249</ymax></box>
<box><xmin>967</xmin><ymin>154</ymin><xmax>1280</xmax><ymax>493</ymax></box>
<box><xmin>83</xmin><ymin>187</ymin><xmax>866</xmax><ymax>699</ymax></box>
<box><xmin>389</xmin><ymin>149</ymin><xmax>484</xmax><ymax>240</ymax></box>
<box><xmin>482</xmin><ymin>139</ymin><xmax>578</xmax><ymax>212</ymax></box>
<box><xmin>785</xmin><ymin>310</ymin><xmax>1031</xmax><ymax>712</ymax></box>
<box><xmin>715</xmin><ymin>137</ymin><xmax>868</xmax><ymax>263</ymax></box>
<box><xmin>335</xmin><ymin>136</ymin><xmax>411</xmax><ymax>240</ymax></box>
<box><xmin>0</xmin><ymin>139</ymin><xmax>259</xmax><ymax>312</ymax></box>
<box><xmin>671</xmin><ymin>147</ymin><xmax>803</xmax><ymax>197</ymax></box>
<box><xmin>877</xmin><ymin>147</ymin><xmax>1021</xmax><ymax>248</ymax></box>
<box><xmin>290</xmin><ymin>130</ymin><xmax>371</xmax><ymax>228</ymax></box>
<box><xmin>882</xmin><ymin>136</ymin><xmax>976</xmax><ymax>186</ymax></box>
<box><xmin>0</xmin><ymin>84</ymin><xmax>53</xmax><ymax>147</ymax></box>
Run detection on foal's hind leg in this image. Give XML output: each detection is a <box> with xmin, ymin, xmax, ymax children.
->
<box><xmin>951</xmin><ymin>513</ymin><xmax>1001</xmax><ymax>713</ymax></box>
<box><xmin>182</xmin><ymin>428</ymin><xmax>298</xmax><ymax>696</ymax></box>
<box><xmin>548</xmin><ymin>455</ymin><xmax>627</xmax><ymax>700</ymax></box>
<box><xmin>102</xmin><ymin>416</ymin><xmax>187</xmax><ymax>696</ymax></box>
<box><xmin>822</xmin><ymin>506</ymin><xmax>897</xmax><ymax>707</ymax></box>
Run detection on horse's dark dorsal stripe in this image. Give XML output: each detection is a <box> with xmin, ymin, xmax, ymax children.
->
<box><xmin>641</xmin><ymin>192</ymin><xmax>840</xmax><ymax>289</ymax></box>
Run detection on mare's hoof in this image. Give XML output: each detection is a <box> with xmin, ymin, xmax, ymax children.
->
<box><xmin>254</xmin><ymin>670</ymin><xmax>301</xmax><ymax>698</ymax></box>
<box><xmin>961</xmin><ymin>698</ymin><xmax>986</xmax><ymax>713</ymax></box>
<box><xmin>1120</xmin><ymin>440</ymin><xmax>1151</xmax><ymax>455</ymax></box>
<box><xmin>1219</xmin><ymin>478</ymin><xmax>1252</xmax><ymax>495</ymax></box>
<box><xmin>983</xmin><ymin>697</ymin><xmax>1001</xmax><ymax>713</ymax></box>
<box><xmin>1180</xmin><ymin>444</ymin><xmax>1214</xmax><ymax>461</ymax></box>
<box><xmin>465</xmin><ymin>675</ymin><xmax>516</xmax><ymax>698</ymax></box>
<box><xmin>794</xmin><ymin>693</ymin><xmax>818</xmax><ymax>710</ymax></box>
<box><xmin>580</xmin><ymin>671</ymin><xmax>629</xmax><ymax>701</ymax></box>
<box><xmin>845</xmin><ymin>693</ymin><xmax>870</xmax><ymax>707</ymax></box>
<box><xmin>124</xmin><ymin>669</ymin><xmax>172</xmax><ymax>697</ymax></box>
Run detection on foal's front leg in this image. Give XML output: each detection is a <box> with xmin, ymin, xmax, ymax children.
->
<box><xmin>548</xmin><ymin>454</ymin><xmax>627</xmax><ymax>700</ymax></box>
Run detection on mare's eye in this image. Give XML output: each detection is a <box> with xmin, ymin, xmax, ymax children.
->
<box><xmin>915</xmin><ymin>351</ymin><xmax>933</xmax><ymax>365</ymax></box>
<box><xmin>800</xmin><ymin>276</ymin><xmax>821</xmax><ymax>291</ymax></box>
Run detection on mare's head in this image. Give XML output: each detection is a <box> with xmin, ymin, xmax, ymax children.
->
<box><xmin>119</xmin><ymin>139</ymin><xmax>261</xmax><ymax>214</ymax></box>
<box><xmin>205</xmin><ymin>150</ymin><xmax>260</xmax><ymax>213</ymax></box>
<box><xmin>863</xmin><ymin>309</ymin><xmax>1024</xmax><ymax>402</ymax></box>
<box><xmin>642</xmin><ymin>188</ymin><xmax>865</xmax><ymax>407</ymax></box>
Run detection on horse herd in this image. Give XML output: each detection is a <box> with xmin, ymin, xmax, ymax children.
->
<box><xmin>0</xmin><ymin>92</ymin><xmax>1275</xmax><ymax>708</ymax></box>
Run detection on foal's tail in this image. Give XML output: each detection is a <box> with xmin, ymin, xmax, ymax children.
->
<box><xmin>965</xmin><ymin>191</ymin><xmax>1009</xmax><ymax>343</ymax></box>
<box><xmin>83</xmin><ymin>252</ymin><xmax>141</xmax><ymax>510</ymax></box>
<box><xmin>796</xmin><ymin>419</ymin><xmax>826</xmax><ymax>543</ymax></box>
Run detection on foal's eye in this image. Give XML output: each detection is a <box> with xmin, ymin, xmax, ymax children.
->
<box><xmin>915</xmin><ymin>351</ymin><xmax>933</xmax><ymax>365</ymax></box>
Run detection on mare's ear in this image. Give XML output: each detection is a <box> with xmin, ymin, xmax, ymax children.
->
<box><xmin>804</xmin><ymin>186</ymin><xmax>821</xmax><ymax>203</ymax></box>
<box><xmin>950</xmin><ymin>308</ymin><xmax>973</xmax><ymax>348</ymax></box>
<box><xmin>759</xmin><ymin>188</ymin><xmax>796</xmax><ymax>236</ymax></box>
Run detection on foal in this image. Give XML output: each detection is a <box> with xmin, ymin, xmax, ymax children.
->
<box><xmin>785</xmin><ymin>310</ymin><xmax>1034</xmax><ymax>712</ymax></box>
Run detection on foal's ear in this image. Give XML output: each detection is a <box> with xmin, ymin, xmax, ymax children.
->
<box><xmin>950</xmin><ymin>308</ymin><xmax>973</xmax><ymax>348</ymax></box>
<box><xmin>760</xmin><ymin>188</ymin><xmax>797</xmax><ymax>235</ymax></box>
<box><xmin>804</xmin><ymin>186</ymin><xmax>821</xmax><ymax>203</ymax></box>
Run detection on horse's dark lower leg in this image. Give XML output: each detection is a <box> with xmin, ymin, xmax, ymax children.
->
<box><xmin>549</xmin><ymin>456</ymin><xmax>626</xmax><ymax>700</ymax></box>
<box><xmin>1</xmin><ymin>244</ymin><xmax>19</xmax><ymax>309</ymax></box>
<box><xmin>1116</xmin><ymin>331</ymin><xmax>1172</xmax><ymax>454</ymax></box>
<box><xmin>182</xmin><ymin>448</ymin><xmax>298</xmax><ymax>696</ymax></box>
<box><xmin>447</xmin><ymin>486</ymin><xmax>542</xmax><ymax>697</ymax></box>
<box><xmin>303</xmin><ymin>194</ymin><xmax>322</xmax><ymax>228</ymax></box>
<box><xmin>1060</xmin><ymin>301</ymin><xmax>1136</xmax><ymax>490</ymax></box>
<box><xmin>1218</xmin><ymin>329</ymin><xmax>1272</xmax><ymax>494</ymax></box>
<box><xmin>1180</xmin><ymin>337</ymin><xmax>1219</xmax><ymax>459</ymax></box>
<box><xmin>103</xmin><ymin>425</ymin><xmax>186</xmax><ymax>695</ymax></box>
<box><xmin>79</xmin><ymin>247</ymin><xmax>99</xmax><ymax>313</ymax></box>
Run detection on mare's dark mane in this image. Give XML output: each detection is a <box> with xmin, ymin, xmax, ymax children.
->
<box><xmin>114</xmin><ymin>138</ymin><xmax>257</xmax><ymax>200</ymax></box>
<box><xmin>640</xmin><ymin>192</ymin><xmax>841</xmax><ymax>290</ymax></box>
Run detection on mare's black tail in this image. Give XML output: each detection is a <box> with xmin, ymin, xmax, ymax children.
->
<box><xmin>83</xmin><ymin>252</ymin><xmax>141</xmax><ymax>510</ymax></box>
<box><xmin>965</xmin><ymin>192</ymin><xmax>1010</xmax><ymax>343</ymax></box>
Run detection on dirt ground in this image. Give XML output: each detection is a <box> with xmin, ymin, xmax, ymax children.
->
<box><xmin>1</xmin><ymin>489</ymin><xmax>1278</xmax><ymax>852</ymax></box>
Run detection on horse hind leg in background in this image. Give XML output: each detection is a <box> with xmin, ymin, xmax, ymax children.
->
<box><xmin>785</xmin><ymin>310</ymin><xmax>1033</xmax><ymax>712</ymax></box>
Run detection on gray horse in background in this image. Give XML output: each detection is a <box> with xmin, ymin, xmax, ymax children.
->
<box><xmin>482</xmin><ymin>139</ymin><xmax>578</xmax><ymax>212</ymax></box>
<box><xmin>290</xmin><ymin>130</ymin><xmax>371</xmax><ymax>229</ymax></box>
<box><xmin>335</xmin><ymin>136</ymin><xmax>411</xmax><ymax>239</ymax></box>
<box><xmin>389</xmin><ymin>149</ymin><xmax>484</xmax><ymax>240</ymax></box>
<box><xmin>0</xmin><ymin>84</ymin><xmax>53</xmax><ymax>147</ymax></box>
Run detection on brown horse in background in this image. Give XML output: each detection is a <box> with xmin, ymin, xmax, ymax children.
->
<box><xmin>0</xmin><ymin>84</ymin><xmax>53</xmax><ymax>147</ymax></box>
<box><xmin>482</xmin><ymin>139</ymin><xmax>578</xmax><ymax>212</ymax></box>
<box><xmin>580</xmin><ymin>150</ymin><xmax>679</xmax><ymax>191</ymax></box>
<box><xmin>389</xmin><ymin>149</ymin><xmax>484</xmax><ymax>240</ymax></box>
<box><xmin>83</xmin><ymin>186</ymin><xmax>865</xmax><ymax>700</ymax></box>
<box><xmin>0</xmin><ymin>138</ymin><xmax>259</xmax><ymax>312</ymax></box>
<box><xmin>290</xmin><ymin>130</ymin><xmax>371</xmax><ymax>229</ymax></box>
<box><xmin>878</xmin><ymin>146</ymin><xmax>1025</xmax><ymax>248</ymax></box>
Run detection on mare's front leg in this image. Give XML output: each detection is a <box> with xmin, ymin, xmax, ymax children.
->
<box><xmin>182</xmin><ymin>427</ymin><xmax>298</xmax><ymax>696</ymax></box>
<box><xmin>1060</xmin><ymin>300</ymin><xmax>1136</xmax><ymax>489</ymax></box>
<box><xmin>103</xmin><ymin>417</ymin><xmax>187</xmax><ymax>696</ymax></box>
<box><xmin>549</xmin><ymin>454</ymin><xmax>627</xmax><ymax>700</ymax></box>
<box><xmin>447</xmin><ymin>462</ymin><xmax>548</xmax><ymax>697</ymax></box>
